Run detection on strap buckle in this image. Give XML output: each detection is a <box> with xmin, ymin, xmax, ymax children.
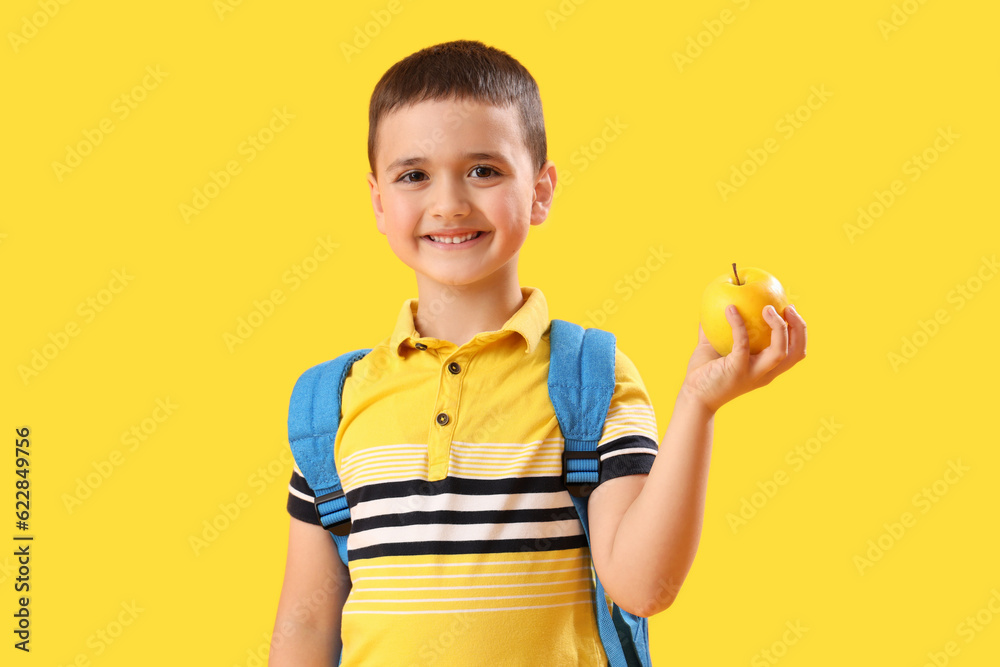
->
<box><xmin>314</xmin><ymin>489</ymin><xmax>351</xmax><ymax>536</ymax></box>
<box><xmin>562</xmin><ymin>450</ymin><xmax>601</xmax><ymax>498</ymax></box>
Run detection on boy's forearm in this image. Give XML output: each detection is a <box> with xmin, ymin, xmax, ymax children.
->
<box><xmin>268</xmin><ymin>617</ymin><xmax>340</xmax><ymax>667</ymax></box>
<box><xmin>608</xmin><ymin>386</ymin><xmax>714</xmax><ymax>615</ymax></box>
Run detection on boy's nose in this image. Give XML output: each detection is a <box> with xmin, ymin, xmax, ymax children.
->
<box><xmin>428</xmin><ymin>177</ymin><xmax>472</xmax><ymax>219</ymax></box>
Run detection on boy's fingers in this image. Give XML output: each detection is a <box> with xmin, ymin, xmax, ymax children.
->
<box><xmin>768</xmin><ymin>305</ymin><xmax>805</xmax><ymax>372</ymax></box>
<box><xmin>752</xmin><ymin>305</ymin><xmax>788</xmax><ymax>376</ymax></box>
<box><xmin>726</xmin><ymin>305</ymin><xmax>750</xmax><ymax>361</ymax></box>
<box><xmin>768</xmin><ymin>304</ymin><xmax>789</xmax><ymax>350</ymax></box>
<box><xmin>785</xmin><ymin>305</ymin><xmax>807</xmax><ymax>359</ymax></box>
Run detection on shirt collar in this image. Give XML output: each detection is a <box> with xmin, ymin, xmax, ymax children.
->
<box><xmin>390</xmin><ymin>286</ymin><xmax>549</xmax><ymax>356</ymax></box>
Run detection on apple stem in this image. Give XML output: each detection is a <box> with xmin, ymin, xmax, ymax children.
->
<box><xmin>731</xmin><ymin>262</ymin><xmax>741</xmax><ymax>286</ymax></box>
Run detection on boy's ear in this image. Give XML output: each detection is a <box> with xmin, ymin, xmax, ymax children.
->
<box><xmin>530</xmin><ymin>160</ymin><xmax>557</xmax><ymax>225</ymax></box>
<box><xmin>367</xmin><ymin>172</ymin><xmax>386</xmax><ymax>234</ymax></box>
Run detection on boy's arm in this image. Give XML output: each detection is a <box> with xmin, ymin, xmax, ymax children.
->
<box><xmin>269</xmin><ymin>516</ymin><xmax>351</xmax><ymax>666</ymax></box>
<box><xmin>587</xmin><ymin>304</ymin><xmax>806</xmax><ymax>618</ymax></box>
<box><xmin>587</xmin><ymin>388</ymin><xmax>713</xmax><ymax>617</ymax></box>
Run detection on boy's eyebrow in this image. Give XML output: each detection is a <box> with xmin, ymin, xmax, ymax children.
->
<box><xmin>385</xmin><ymin>152</ymin><xmax>512</xmax><ymax>174</ymax></box>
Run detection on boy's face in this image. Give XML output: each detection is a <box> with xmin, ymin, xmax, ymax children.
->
<box><xmin>367</xmin><ymin>97</ymin><xmax>556</xmax><ymax>293</ymax></box>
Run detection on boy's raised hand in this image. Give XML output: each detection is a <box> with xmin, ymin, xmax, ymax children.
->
<box><xmin>681</xmin><ymin>304</ymin><xmax>807</xmax><ymax>414</ymax></box>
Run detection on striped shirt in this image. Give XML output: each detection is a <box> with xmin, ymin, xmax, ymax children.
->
<box><xmin>286</xmin><ymin>286</ymin><xmax>659</xmax><ymax>666</ymax></box>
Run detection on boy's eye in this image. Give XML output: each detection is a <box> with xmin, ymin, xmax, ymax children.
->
<box><xmin>397</xmin><ymin>171</ymin><xmax>427</xmax><ymax>183</ymax></box>
<box><xmin>470</xmin><ymin>165</ymin><xmax>499</xmax><ymax>178</ymax></box>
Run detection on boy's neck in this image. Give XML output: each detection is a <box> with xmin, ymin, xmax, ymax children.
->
<box><xmin>412</xmin><ymin>274</ymin><xmax>526</xmax><ymax>349</ymax></box>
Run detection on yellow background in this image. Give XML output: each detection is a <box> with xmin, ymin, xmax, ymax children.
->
<box><xmin>3</xmin><ymin>0</ymin><xmax>999</xmax><ymax>664</ymax></box>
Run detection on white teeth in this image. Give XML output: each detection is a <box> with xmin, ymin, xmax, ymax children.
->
<box><xmin>428</xmin><ymin>232</ymin><xmax>480</xmax><ymax>244</ymax></box>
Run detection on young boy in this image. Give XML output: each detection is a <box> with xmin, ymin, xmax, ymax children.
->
<box><xmin>270</xmin><ymin>39</ymin><xmax>806</xmax><ymax>666</ymax></box>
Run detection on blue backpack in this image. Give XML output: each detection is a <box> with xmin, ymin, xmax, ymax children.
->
<box><xmin>287</xmin><ymin>319</ymin><xmax>651</xmax><ymax>667</ymax></box>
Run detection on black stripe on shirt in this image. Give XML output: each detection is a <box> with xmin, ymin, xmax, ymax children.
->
<box><xmin>345</xmin><ymin>474</ymin><xmax>568</xmax><ymax>506</ymax></box>
<box><xmin>348</xmin><ymin>534</ymin><xmax>590</xmax><ymax>562</ymax></box>
<box><xmin>597</xmin><ymin>433</ymin><xmax>659</xmax><ymax>457</ymax></box>
<box><xmin>286</xmin><ymin>470</ymin><xmax>321</xmax><ymax>525</ymax></box>
<box><xmin>351</xmin><ymin>506</ymin><xmax>580</xmax><ymax>534</ymax></box>
<box><xmin>598</xmin><ymin>434</ymin><xmax>658</xmax><ymax>483</ymax></box>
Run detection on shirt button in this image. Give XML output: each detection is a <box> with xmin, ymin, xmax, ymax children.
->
<box><xmin>436</xmin><ymin>412</ymin><xmax>450</xmax><ymax>426</ymax></box>
<box><xmin>448</xmin><ymin>362</ymin><xmax>461</xmax><ymax>374</ymax></box>
<box><xmin>415</xmin><ymin>342</ymin><xmax>428</xmax><ymax>350</ymax></box>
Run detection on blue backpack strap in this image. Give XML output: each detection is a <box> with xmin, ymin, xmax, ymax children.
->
<box><xmin>548</xmin><ymin>319</ymin><xmax>650</xmax><ymax>667</ymax></box>
<box><xmin>549</xmin><ymin>319</ymin><xmax>615</xmax><ymax>496</ymax></box>
<box><xmin>287</xmin><ymin>348</ymin><xmax>371</xmax><ymax>565</ymax></box>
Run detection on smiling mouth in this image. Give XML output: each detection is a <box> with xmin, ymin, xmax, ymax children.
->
<box><xmin>423</xmin><ymin>231</ymin><xmax>485</xmax><ymax>244</ymax></box>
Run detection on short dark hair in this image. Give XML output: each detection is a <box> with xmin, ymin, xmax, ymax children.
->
<box><xmin>368</xmin><ymin>39</ymin><xmax>547</xmax><ymax>175</ymax></box>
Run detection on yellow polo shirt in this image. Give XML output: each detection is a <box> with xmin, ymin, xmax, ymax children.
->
<box><xmin>286</xmin><ymin>285</ymin><xmax>659</xmax><ymax>666</ymax></box>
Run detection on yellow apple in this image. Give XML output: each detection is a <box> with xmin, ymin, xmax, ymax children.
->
<box><xmin>700</xmin><ymin>264</ymin><xmax>789</xmax><ymax>355</ymax></box>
